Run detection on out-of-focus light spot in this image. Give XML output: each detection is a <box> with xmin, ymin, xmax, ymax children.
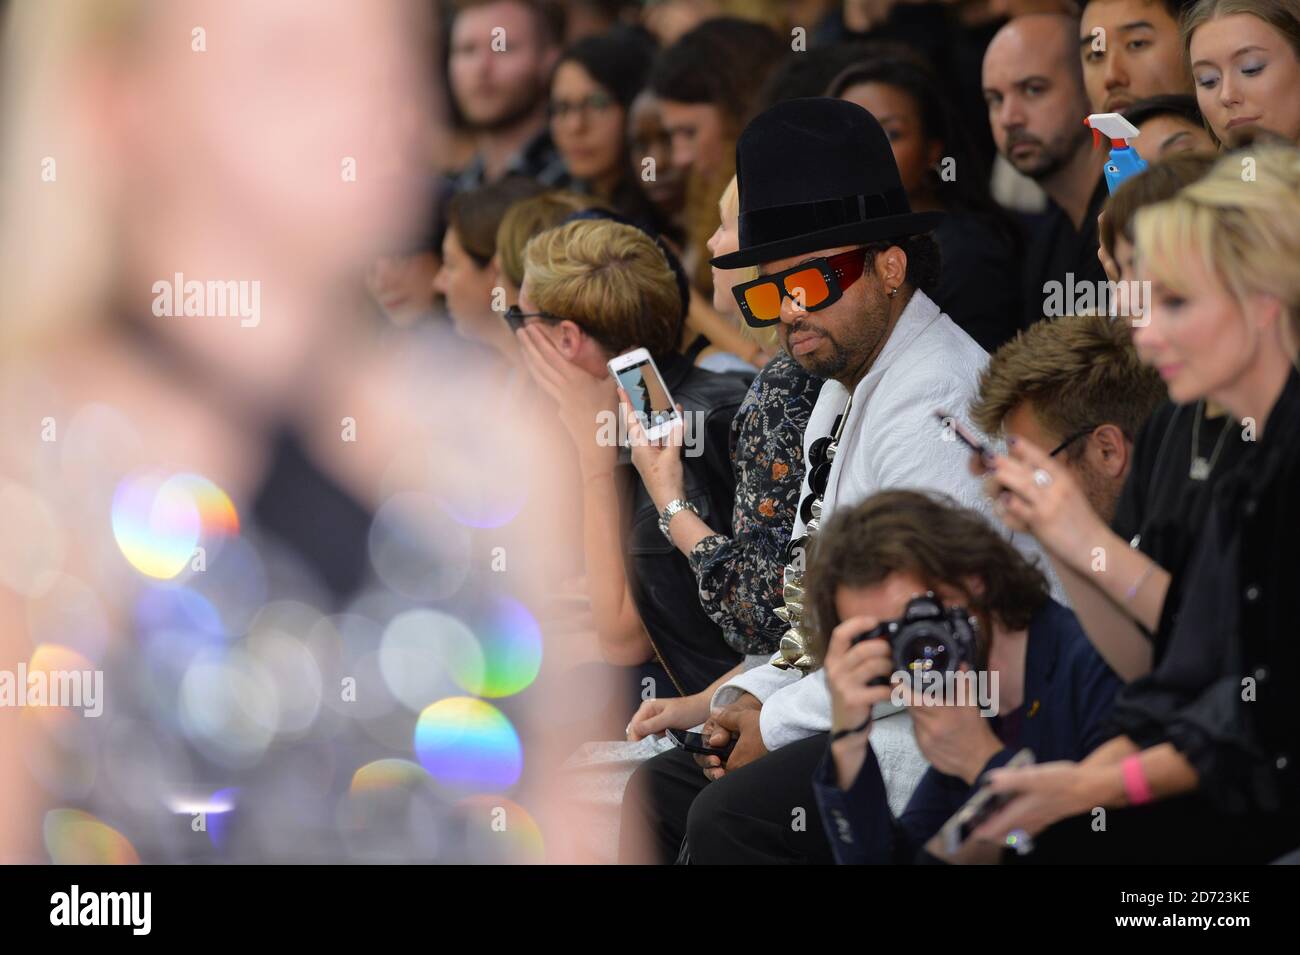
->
<box><xmin>165</xmin><ymin>789</ymin><xmax>238</xmax><ymax>815</ymax></box>
<box><xmin>379</xmin><ymin>608</ymin><xmax>483</xmax><ymax>709</ymax></box>
<box><xmin>0</xmin><ymin>479</ymin><xmax>64</xmax><ymax>597</ymax></box>
<box><xmin>414</xmin><ymin>697</ymin><xmax>522</xmax><ymax>792</ymax></box>
<box><xmin>22</xmin><ymin>644</ymin><xmax>98</xmax><ymax>728</ymax></box>
<box><xmin>367</xmin><ymin>493</ymin><xmax>470</xmax><ymax>601</ymax></box>
<box><xmin>310</xmin><ymin>613</ymin><xmax>398</xmax><ymax>721</ymax></box>
<box><xmin>246</xmin><ymin>627</ymin><xmax>322</xmax><ymax>736</ymax></box>
<box><xmin>135</xmin><ymin>585</ymin><xmax>226</xmax><ymax>641</ymax></box>
<box><xmin>112</xmin><ymin>473</ymin><xmax>202</xmax><ymax>579</ymax></box>
<box><xmin>178</xmin><ymin>649</ymin><xmax>278</xmax><ymax>769</ymax></box>
<box><xmin>467</xmin><ymin>596</ymin><xmax>542</xmax><ymax>698</ymax></box>
<box><xmin>349</xmin><ymin>758</ymin><xmax>433</xmax><ymax>795</ymax></box>
<box><xmin>112</xmin><ymin>472</ymin><xmax>239</xmax><ymax>580</ymax></box>
<box><xmin>167</xmin><ymin>786</ymin><xmax>239</xmax><ymax>851</ymax></box>
<box><xmin>205</xmin><ymin>786</ymin><xmax>239</xmax><ymax>850</ymax></box>
<box><xmin>170</xmin><ymin>473</ymin><xmax>240</xmax><ymax>536</ymax></box>
<box><xmin>458</xmin><ymin>795</ymin><xmax>545</xmax><ymax>863</ymax></box>
<box><xmin>187</xmin><ymin>535</ymin><xmax>269</xmax><ymax>637</ymax></box>
<box><xmin>434</xmin><ymin>475</ymin><xmax>529</xmax><ymax>529</ymax></box>
<box><xmin>43</xmin><ymin>809</ymin><xmax>140</xmax><ymax>864</ymax></box>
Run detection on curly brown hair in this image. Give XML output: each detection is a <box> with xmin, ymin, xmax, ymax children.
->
<box><xmin>803</xmin><ymin>490</ymin><xmax>1050</xmax><ymax>666</ymax></box>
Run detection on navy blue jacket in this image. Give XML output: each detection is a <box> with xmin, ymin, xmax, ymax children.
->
<box><xmin>812</xmin><ymin>599</ymin><xmax>1121</xmax><ymax>864</ymax></box>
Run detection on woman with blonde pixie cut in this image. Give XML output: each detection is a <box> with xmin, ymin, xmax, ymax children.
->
<box><xmin>972</xmin><ymin>146</ymin><xmax>1300</xmax><ymax>864</ymax></box>
<box><xmin>515</xmin><ymin>217</ymin><xmax>750</xmax><ymax>710</ymax></box>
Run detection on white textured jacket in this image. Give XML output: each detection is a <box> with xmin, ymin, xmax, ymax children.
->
<box><xmin>712</xmin><ymin>289</ymin><xmax>1059</xmax><ymax>751</ymax></box>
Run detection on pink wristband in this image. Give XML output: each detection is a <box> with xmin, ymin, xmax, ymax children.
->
<box><xmin>1121</xmin><ymin>754</ymin><xmax>1154</xmax><ymax>806</ymax></box>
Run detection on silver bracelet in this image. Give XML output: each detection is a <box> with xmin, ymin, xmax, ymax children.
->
<box><xmin>658</xmin><ymin>498</ymin><xmax>699</xmax><ymax>541</ymax></box>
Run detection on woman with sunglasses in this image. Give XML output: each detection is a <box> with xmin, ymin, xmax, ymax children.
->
<box><xmin>970</xmin><ymin>145</ymin><xmax>1300</xmax><ymax>864</ymax></box>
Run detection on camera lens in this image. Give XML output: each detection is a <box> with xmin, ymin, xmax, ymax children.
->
<box><xmin>896</xmin><ymin>622</ymin><xmax>953</xmax><ymax>673</ymax></box>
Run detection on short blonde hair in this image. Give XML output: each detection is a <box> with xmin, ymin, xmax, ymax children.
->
<box><xmin>523</xmin><ymin>219</ymin><xmax>682</xmax><ymax>357</ymax></box>
<box><xmin>717</xmin><ymin>176</ymin><xmax>777</xmax><ymax>352</ymax></box>
<box><xmin>1134</xmin><ymin>146</ymin><xmax>1300</xmax><ymax>342</ymax></box>
<box><xmin>495</xmin><ymin>191</ymin><xmax>603</xmax><ymax>289</ymax></box>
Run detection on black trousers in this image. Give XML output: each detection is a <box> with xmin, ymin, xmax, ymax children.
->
<box><xmin>619</xmin><ymin>732</ymin><xmax>835</xmax><ymax>864</ymax></box>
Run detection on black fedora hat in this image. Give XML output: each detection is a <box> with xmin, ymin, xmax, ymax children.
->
<box><xmin>710</xmin><ymin>97</ymin><xmax>943</xmax><ymax>270</ymax></box>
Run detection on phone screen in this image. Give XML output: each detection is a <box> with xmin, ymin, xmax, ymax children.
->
<box><xmin>614</xmin><ymin>358</ymin><xmax>677</xmax><ymax>432</ymax></box>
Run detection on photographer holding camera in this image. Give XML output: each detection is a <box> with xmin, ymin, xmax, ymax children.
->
<box><xmin>811</xmin><ymin>490</ymin><xmax>1122</xmax><ymax>864</ymax></box>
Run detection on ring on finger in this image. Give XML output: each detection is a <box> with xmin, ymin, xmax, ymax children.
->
<box><xmin>1032</xmin><ymin>468</ymin><xmax>1052</xmax><ymax>488</ymax></box>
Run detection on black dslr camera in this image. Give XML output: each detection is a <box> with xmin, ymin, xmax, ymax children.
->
<box><xmin>850</xmin><ymin>593</ymin><xmax>979</xmax><ymax>677</ymax></box>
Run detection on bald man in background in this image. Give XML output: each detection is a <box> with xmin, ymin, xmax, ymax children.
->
<box><xmin>983</xmin><ymin>14</ymin><xmax>1109</xmax><ymax>329</ymax></box>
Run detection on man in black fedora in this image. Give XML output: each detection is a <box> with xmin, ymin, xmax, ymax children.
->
<box><xmin>620</xmin><ymin>97</ymin><xmax>1031</xmax><ymax>865</ymax></box>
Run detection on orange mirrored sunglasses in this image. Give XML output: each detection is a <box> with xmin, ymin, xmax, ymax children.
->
<box><xmin>731</xmin><ymin>246</ymin><xmax>873</xmax><ymax>327</ymax></box>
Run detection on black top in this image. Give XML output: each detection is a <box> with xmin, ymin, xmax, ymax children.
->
<box><xmin>1104</xmin><ymin>369</ymin><xmax>1300</xmax><ymax>817</ymax></box>
<box><xmin>619</xmin><ymin>352</ymin><xmax>749</xmax><ymax>695</ymax></box>
<box><xmin>250</xmin><ymin>428</ymin><xmax>375</xmax><ymax>603</ymax></box>
<box><xmin>1110</xmin><ymin>400</ymin><xmax>1252</xmax><ymax>657</ymax></box>
<box><xmin>812</xmin><ymin>599</ymin><xmax>1122</xmax><ymax>865</ymax></box>
<box><xmin>931</xmin><ymin>212</ymin><xmax>1023</xmax><ymax>353</ymax></box>
<box><xmin>1020</xmin><ymin>175</ymin><xmax>1109</xmax><ymax>329</ymax></box>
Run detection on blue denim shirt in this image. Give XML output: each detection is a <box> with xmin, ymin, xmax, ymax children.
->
<box><xmin>813</xmin><ymin>599</ymin><xmax>1122</xmax><ymax>864</ymax></box>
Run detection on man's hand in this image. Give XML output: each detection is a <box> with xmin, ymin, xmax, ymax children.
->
<box><xmin>516</xmin><ymin>324</ymin><xmax>618</xmax><ymax>471</ymax></box>
<box><xmin>694</xmin><ymin>694</ymin><xmax>762</xmax><ymax>781</ymax></box>
<box><xmin>896</xmin><ymin>672</ymin><xmax>1003</xmax><ymax>785</ymax></box>
<box><xmin>823</xmin><ymin>614</ymin><xmax>896</xmax><ymax>789</ymax></box>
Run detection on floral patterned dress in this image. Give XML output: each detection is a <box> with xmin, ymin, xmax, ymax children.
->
<box><xmin>687</xmin><ymin>352</ymin><xmax>822</xmax><ymax>655</ymax></box>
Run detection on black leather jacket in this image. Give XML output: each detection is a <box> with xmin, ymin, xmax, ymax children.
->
<box><xmin>619</xmin><ymin>352</ymin><xmax>750</xmax><ymax>695</ymax></box>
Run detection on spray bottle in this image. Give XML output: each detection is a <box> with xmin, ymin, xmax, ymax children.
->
<box><xmin>1085</xmin><ymin>112</ymin><xmax>1149</xmax><ymax>195</ymax></box>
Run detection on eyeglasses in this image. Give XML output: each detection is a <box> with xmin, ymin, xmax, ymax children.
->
<box><xmin>502</xmin><ymin>304</ymin><xmax>564</xmax><ymax>333</ymax></box>
<box><xmin>731</xmin><ymin>246</ymin><xmax>875</xmax><ymax>327</ymax></box>
<box><xmin>1049</xmin><ymin>426</ymin><xmax>1096</xmax><ymax>458</ymax></box>
<box><xmin>548</xmin><ymin>91</ymin><xmax>615</xmax><ymax>122</ymax></box>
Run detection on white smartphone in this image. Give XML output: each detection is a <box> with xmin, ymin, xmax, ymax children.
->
<box><xmin>607</xmin><ymin>347</ymin><xmax>682</xmax><ymax>442</ymax></box>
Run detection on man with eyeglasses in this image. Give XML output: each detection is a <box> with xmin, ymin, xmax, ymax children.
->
<box><xmin>619</xmin><ymin>98</ymin><xmax>1034</xmax><ymax>865</ymax></box>
<box><xmin>969</xmin><ymin>313</ymin><xmax>1166</xmax><ymax>526</ymax></box>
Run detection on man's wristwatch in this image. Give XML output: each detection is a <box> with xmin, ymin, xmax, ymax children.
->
<box><xmin>658</xmin><ymin>498</ymin><xmax>700</xmax><ymax>541</ymax></box>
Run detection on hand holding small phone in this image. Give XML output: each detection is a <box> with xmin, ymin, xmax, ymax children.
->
<box><xmin>666</xmin><ymin>727</ymin><xmax>737</xmax><ymax>761</ymax></box>
<box><xmin>608</xmin><ymin>348</ymin><xmax>682</xmax><ymax>443</ymax></box>
<box><xmin>934</xmin><ymin>410</ymin><xmax>996</xmax><ymax>473</ymax></box>
<box><xmin>936</xmin><ymin>748</ymin><xmax>1037</xmax><ymax>858</ymax></box>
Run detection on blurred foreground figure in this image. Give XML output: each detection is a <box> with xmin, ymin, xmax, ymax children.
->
<box><xmin>0</xmin><ymin>0</ymin><xmax>604</xmax><ymax>864</ymax></box>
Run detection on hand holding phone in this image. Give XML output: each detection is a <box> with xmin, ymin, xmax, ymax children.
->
<box><xmin>608</xmin><ymin>348</ymin><xmax>681</xmax><ymax>442</ymax></box>
<box><xmin>666</xmin><ymin>727</ymin><xmax>737</xmax><ymax>761</ymax></box>
<box><xmin>935</xmin><ymin>409</ymin><xmax>996</xmax><ymax>473</ymax></box>
<box><xmin>938</xmin><ymin>748</ymin><xmax>1036</xmax><ymax>856</ymax></box>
